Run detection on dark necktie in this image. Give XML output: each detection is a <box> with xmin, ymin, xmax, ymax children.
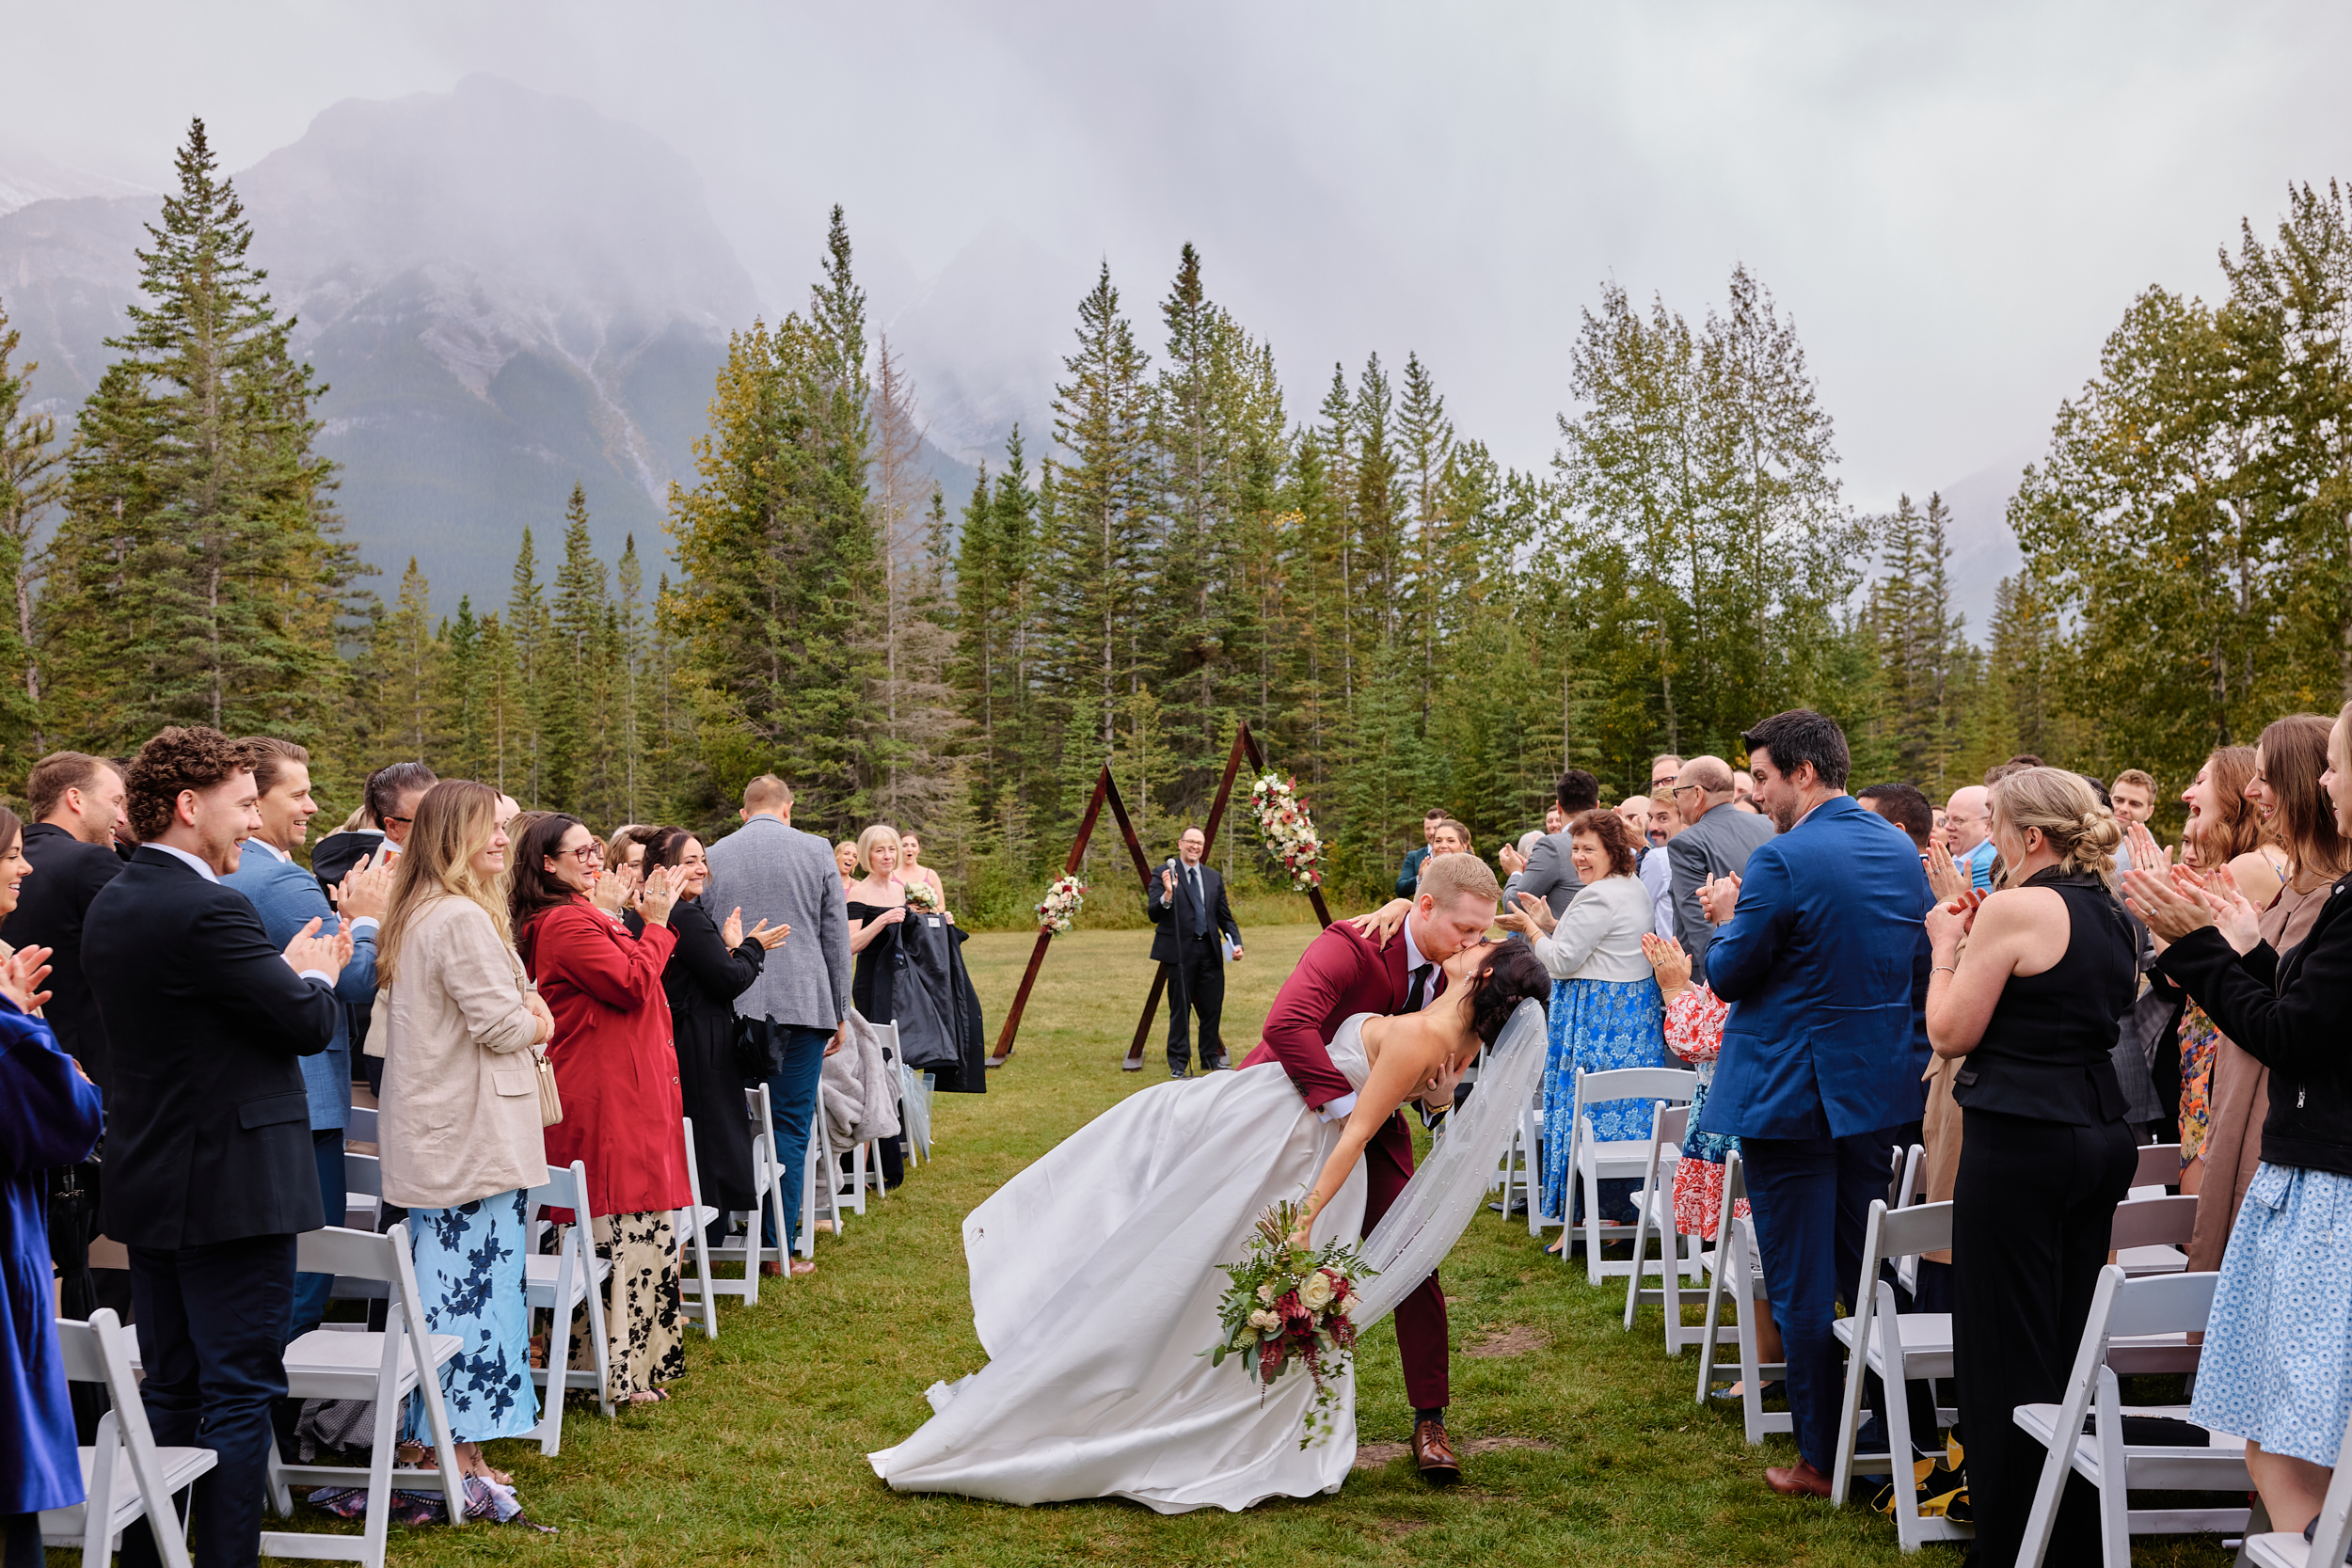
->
<box><xmin>1406</xmin><ymin>962</ymin><xmax>1433</xmax><ymax>1012</ymax></box>
<box><xmin>1190</xmin><ymin>866</ymin><xmax>1206</xmax><ymax>936</ymax></box>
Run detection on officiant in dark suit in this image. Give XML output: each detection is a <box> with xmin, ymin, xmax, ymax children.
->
<box><xmin>1147</xmin><ymin>826</ymin><xmax>1243</xmax><ymax>1079</ymax></box>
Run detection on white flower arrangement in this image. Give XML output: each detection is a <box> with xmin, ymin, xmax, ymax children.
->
<box><xmin>1034</xmin><ymin>873</ymin><xmax>1088</xmax><ymax>934</ymax></box>
<box><xmin>1249</xmin><ymin>772</ymin><xmax>1327</xmax><ymax>892</ymax></box>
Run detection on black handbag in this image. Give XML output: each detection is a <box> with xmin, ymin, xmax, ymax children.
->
<box><xmin>732</xmin><ymin>1015</ymin><xmax>776</xmax><ymax>1081</ymax></box>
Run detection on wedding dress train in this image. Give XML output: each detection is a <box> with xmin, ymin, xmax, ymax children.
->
<box><xmin>868</xmin><ymin>999</ymin><xmax>1548</xmax><ymax>1513</ymax></box>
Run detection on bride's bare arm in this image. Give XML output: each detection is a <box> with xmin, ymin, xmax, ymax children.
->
<box><xmin>1288</xmin><ymin>1033</ymin><xmax>1444</xmax><ymax>1244</ymax></box>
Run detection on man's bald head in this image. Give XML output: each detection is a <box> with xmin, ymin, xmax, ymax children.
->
<box><xmin>1944</xmin><ymin>784</ymin><xmax>1991</xmax><ymax>854</ymax></box>
<box><xmin>1673</xmin><ymin>755</ymin><xmax>1737</xmax><ymax>826</ymax></box>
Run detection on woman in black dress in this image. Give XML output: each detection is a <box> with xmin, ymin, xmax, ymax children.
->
<box><xmin>1922</xmin><ymin>767</ymin><xmax>2138</xmax><ymax>1566</ymax></box>
<box><xmin>645</xmin><ymin>829</ymin><xmax>788</xmax><ymax>1243</ymax></box>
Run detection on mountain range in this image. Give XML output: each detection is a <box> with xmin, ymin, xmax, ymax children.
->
<box><xmin>0</xmin><ymin>74</ymin><xmax>977</xmax><ymax>614</ymax></box>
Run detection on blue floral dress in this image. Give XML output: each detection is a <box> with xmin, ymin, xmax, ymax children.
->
<box><xmin>1540</xmin><ymin>974</ymin><xmax>1669</xmax><ymax>1225</ymax></box>
<box><xmin>402</xmin><ymin>1189</ymin><xmax>538</xmax><ymax>1443</ymax></box>
<box><xmin>2188</xmin><ymin>1163</ymin><xmax>2352</xmax><ymax>1467</ymax></box>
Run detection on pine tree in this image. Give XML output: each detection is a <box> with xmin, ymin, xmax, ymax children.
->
<box><xmin>375</xmin><ymin>558</ymin><xmax>438</xmax><ymax>758</ymax></box>
<box><xmin>0</xmin><ymin>296</ymin><xmax>63</xmax><ymax>759</ymax></box>
<box><xmin>505</xmin><ymin>527</ymin><xmax>550</xmax><ymax>803</ymax></box>
<box><xmin>615</xmin><ymin>534</ymin><xmax>644</xmax><ymax>822</ymax></box>
<box><xmin>545</xmin><ymin>483</ymin><xmax>609</xmax><ymax>812</ymax></box>
<box><xmin>40</xmin><ymin>119</ymin><xmax>361</xmax><ymax>752</ymax></box>
<box><xmin>438</xmin><ymin>595</ymin><xmax>488</xmax><ymax>784</ymax></box>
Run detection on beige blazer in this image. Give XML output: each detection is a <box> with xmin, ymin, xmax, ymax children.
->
<box><xmin>376</xmin><ymin>895</ymin><xmax>547</xmax><ymax>1210</ymax></box>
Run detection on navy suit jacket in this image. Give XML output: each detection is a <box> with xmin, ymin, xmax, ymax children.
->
<box><xmin>223</xmin><ymin>842</ymin><xmax>379</xmax><ymax>1132</ymax></box>
<box><xmin>1697</xmin><ymin>795</ymin><xmax>1932</xmax><ymax>1142</ymax></box>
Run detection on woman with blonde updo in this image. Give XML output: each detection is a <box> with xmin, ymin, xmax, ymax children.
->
<box><xmin>1922</xmin><ymin>767</ymin><xmax>2138</xmax><ymax>1564</ymax></box>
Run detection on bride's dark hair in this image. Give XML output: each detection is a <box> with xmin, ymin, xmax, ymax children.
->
<box><xmin>1462</xmin><ymin>939</ymin><xmax>1550</xmax><ymax>1047</ymax></box>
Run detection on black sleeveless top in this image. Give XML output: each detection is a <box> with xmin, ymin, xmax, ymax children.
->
<box><xmin>1951</xmin><ymin>868</ymin><xmax>2137</xmax><ymax>1125</ymax></box>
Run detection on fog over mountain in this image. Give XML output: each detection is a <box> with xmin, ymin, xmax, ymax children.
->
<box><xmin>0</xmin><ymin>75</ymin><xmax>977</xmax><ymax>611</ymax></box>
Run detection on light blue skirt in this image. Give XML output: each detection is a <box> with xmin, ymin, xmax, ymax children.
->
<box><xmin>1539</xmin><ymin>974</ymin><xmax>1668</xmax><ymax>1224</ymax></box>
<box><xmin>2188</xmin><ymin>1163</ymin><xmax>2352</xmax><ymax>1467</ymax></box>
<box><xmin>401</xmin><ymin>1188</ymin><xmax>539</xmax><ymax>1444</ymax></box>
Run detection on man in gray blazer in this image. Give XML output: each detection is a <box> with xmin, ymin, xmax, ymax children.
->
<box><xmin>704</xmin><ymin>773</ymin><xmax>851</xmax><ymax>1275</ymax></box>
<box><xmin>1665</xmin><ymin>754</ymin><xmax>1776</xmax><ymax>983</ymax></box>
<box><xmin>1499</xmin><ymin>768</ymin><xmax>1600</xmax><ymax>918</ymax></box>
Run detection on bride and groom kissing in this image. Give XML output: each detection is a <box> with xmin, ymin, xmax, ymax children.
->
<box><xmin>868</xmin><ymin>853</ymin><xmax>1551</xmax><ymax>1513</ymax></box>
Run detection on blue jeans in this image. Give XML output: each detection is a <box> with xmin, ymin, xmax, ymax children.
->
<box><xmin>290</xmin><ymin>1128</ymin><xmax>346</xmax><ymax>1339</ymax></box>
<box><xmin>759</xmin><ymin>1022</ymin><xmax>833</xmax><ymax>1253</ymax></box>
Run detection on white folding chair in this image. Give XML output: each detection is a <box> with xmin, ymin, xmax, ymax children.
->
<box><xmin>697</xmin><ymin>1087</ymin><xmax>793</xmax><ymax>1300</ymax></box>
<box><xmin>1830</xmin><ymin>1199</ymin><xmax>1964</xmax><ymax>1550</ymax></box>
<box><xmin>675</xmin><ymin>1117</ymin><xmax>722</xmax><ymax>1338</ymax></box>
<box><xmin>40</xmin><ymin>1309</ymin><xmax>217</xmax><ymax>1568</ymax></box>
<box><xmin>1622</xmin><ymin>1102</ymin><xmax>1705</xmax><ymax>1352</ymax></box>
<box><xmin>2129</xmin><ymin>1142</ymin><xmax>2184</xmax><ymax>1196</ymax></box>
<box><xmin>2111</xmin><ymin>1190</ymin><xmax>2196</xmax><ymax>1279</ymax></box>
<box><xmin>1503</xmin><ymin>1080</ymin><xmax>1548</xmax><ymax>1236</ymax></box>
<box><xmin>2244</xmin><ymin>1400</ymin><xmax>2352</xmax><ymax>1567</ymax></box>
<box><xmin>341</xmin><ymin>1148</ymin><xmax>385</xmax><ymax>1236</ymax></box>
<box><xmin>900</xmin><ymin>1063</ymin><xmax>934</xmax><ymax>1165</ymax></box>
<box><xmin>523</xmin><ymin>1159</ymin><xmax>613</xmax><ymax>1454</ymax></box>
<box><xmin>148</xmin><ymin>1227</ymin><xmax>468</xmax><ymax>1568</ymax></box>
<box><xmin>1890</xmin><ymin>1143</ymin><xmax>1928</xmax><ymax>1297</ymax></box>
<box><xmin>1568</xmin><ymin>1066</ymin><xmax>1699</xmax><ymax>1283</ymax></box>
<box><xmin>2016</xmin><ymin>1266</ymin><xmax>2252</xmax><ymax>1567</ymax></box>
<box><xmin>1693</xmin><ymin>1150</ymin><xmax>1792</xmax><ymax>1445</ymax></box>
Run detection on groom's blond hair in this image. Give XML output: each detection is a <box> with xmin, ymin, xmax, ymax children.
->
<box><xmin>1417</xmin><ymin>849</ymin><xmax>1500</xmax><ymax>908</ymax></box>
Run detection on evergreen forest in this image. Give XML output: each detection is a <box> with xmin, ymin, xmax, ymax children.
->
<box><xmin>7</xmin><ymin>122</ymin><xmax>2352</xmax><ymax>918</ymax></box>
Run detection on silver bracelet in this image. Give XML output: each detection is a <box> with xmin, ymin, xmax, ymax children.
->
<box><xmin>1931</xmin><ymin>963</ymin><xmax>1958</xmax><ymax>976</ymax></box>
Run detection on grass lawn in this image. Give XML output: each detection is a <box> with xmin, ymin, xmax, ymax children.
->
<box><xmin>293</xmin><ymin>923</ymin><xmax>2236</xmax><ymax>1567</ymax></box>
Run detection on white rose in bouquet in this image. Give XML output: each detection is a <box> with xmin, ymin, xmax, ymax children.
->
<box><xmin>1257</xmin><ymin>1281</ymin><xmax>1277</xmax><ymax>1306</ymax></box>
<box><xmin>1248</xmin><ymin>1308</ymin><xmax>1283</xmax><ymax>1334</ymax></box>
<box><xmin>1298</xmin><ymin>1271</ymin><xmax>1335</xmax><ymax>1311</ymax></box>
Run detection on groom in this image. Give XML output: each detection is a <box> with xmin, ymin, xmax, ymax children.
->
<box><xmin>1239</xmin><ymin>851</ymin><xmax>1502</xmax><ymax>1484</ymax></box>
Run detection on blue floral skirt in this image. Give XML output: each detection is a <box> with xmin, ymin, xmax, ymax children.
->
<box><xmin>402</xmin><ymin>1188</ymin><xmax>538</xmax><ymax>1444</ymax></box>
<box><xmin>2188</xmin><ymin>1163</ymin><xmax>2352</xmax><ymax>1467</ymax></box>
<box><xmin>1539</xmin><ymin>975</ymin><xmax>1668</xmax><ymax>1225</ymax></box>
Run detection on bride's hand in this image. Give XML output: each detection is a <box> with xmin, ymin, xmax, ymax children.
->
<box><xmin>1343</xmin><ymin>898</ymin><xmax>1412</xmax><ymax>950</ymax></box>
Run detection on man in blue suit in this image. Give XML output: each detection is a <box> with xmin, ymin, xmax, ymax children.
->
<box><xmin>1694</xmin><ymin>710</ymin><xmax>1931</xmax><ymax>1498</ymax></box>
<box><xmin>221</xmin><ymin>737</ymin><xmax>390</xmax><ymax>1338</ymax></box>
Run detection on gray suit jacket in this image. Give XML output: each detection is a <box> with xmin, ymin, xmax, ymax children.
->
<box><xmin>1667</xmin><ymin>802</ymin><xmax>1777</xmax><ymax>984</ymax></box>
<box><xmin>703</xmin><ymin>814</ymin><xmax>852</xmax><ymax>1034</ymax></box>
<box><xmin>1502</xmin><ymin>830</ymin><xmax>1583</xmax><ymax>918</ymax></box>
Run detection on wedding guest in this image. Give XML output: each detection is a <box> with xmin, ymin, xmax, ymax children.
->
<box><xmin>1857</xmin><ymin>782</ymin><xmax>1933</xmax><ymax>853</ymax></box>
<box><xmin>514</xmin><ymin>814</ymin><xmax>689</xmax><ymax>1403</ymax></box>
<box><xmin>1502</xmin><ymin>807</ymin><xmax>1666</xmax><ymax>1243</ymax></box>
<box><xmin>899</xmin><ymin>832</ymin><xmax>948</xmax><ymax>912</ymax></box>
<box><xmin>1731</xmin><ymin>769</ymin><xmax>1758</xmax><ymax>811</ymax></box>
<box><xmin>313</xmin><ymin>760</ymin><xmax>437</xmax><ymax>894</ymax></box>
<box><xmin>1544</xmin><ymin>800</ymin><xmax>1567</xmax><ymax>837</ymax></box>
<box><xmin>1396</xmin><ymin>807</ymin><xmax>1448</xmax><ymax>897</ymax></box>
<box><xmin>373</xmin><ymin>781</ymin><xmax>551</xmax><ymax>1481</ymax></box>
<box><xmin>2110</xmin><ymin>768</ymin><xmax>2158</xmax><ymax>828</ymax></box>
<box><xmin>0</xmin><ymin>752</ymin><xmax>125</xmax><ymax>1087</ymax></box>
<box><xmin>1616</xmin><ymin>796</ymin><xmax>1652</xmax><ymax>838</ymax></box>
<box><xmin>1500</xmin><ymin>769</ymin><xmax>1600</xmax><ymax>917</ymax></box>
<box><xmin>1944</xmin><ymin>784</ymin><xmax>1995</xmax><ymax>891</ymax></box>
<box><xmin>2122</xmin><ymin>703</ymin><xmax>2352</xmax><ymax>1541</ymax></box>
<box><xmin>645</xmin><ymin>828</ymin><xmax>787</xmax><ymax>1243</ymax></box>
<box><xmin>85</xmin><ymin>726</ymin><xmax>348</xmax><ymax>1568</ymax></box>
<box><xmin>1693</xmin><ymin>710</ymin><xmax>1926</xmax><ymax>1500</ymax></box>
<box><xmin>1664</xmin><ymin>755</ymin><xmax>1773</xmax><ymax>983</ymax></box>
<box><xmin>834</xmin><ymin>839</ymin><xmax>860</xmax><ymax>895</ymax></box>
<box><xmin>2159</xmin><ymin>719</ymin><xmax>2344</xmax><ymax>1273</ymax></box>
<box><xmin>704</xmin><ymin>776</ymin><xmax>850</xmax><ymax>1277</ymax></box>
<box><xmin>1</xmin><ymin>876</ymin><xmax>104</xmax><ymax>1568</ymax></box>
<box><xmin>1926</xmin><ymin>767</ymin><xmax>2137</xmax><ymax>1565</ymax></box>
<box><xmin>1431</xmin><ymin>819</ymin><xmax>1473</xmax><ymax>859</ymax></box>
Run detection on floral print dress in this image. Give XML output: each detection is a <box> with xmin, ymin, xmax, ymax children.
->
<box><xmin>1538</xmin><ymin>974</ymin><xmax>1669</xmax><ymax>1225</ymax></box>
<box><xmin>1661</xmin><ymin>985</ymin><xmax>1749</xmax><ymax>1241</ymax></box>
<box><xmin>402</xmin><ymin>1189</ymin><xmax>538</xmax><ymax>1443</ymax></box>
<box><xmin>2177</xmin><ymin>1002</ymin><xmax>2221</xmax><ymax>1166</ymax></box>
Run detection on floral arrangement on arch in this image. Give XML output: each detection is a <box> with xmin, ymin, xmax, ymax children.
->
<box><xmin>1249</xmin><ymin>772</ymin><xmax>1327</xmax><ymax>892</ymax></box>
<box><xmin>1206</xmin><ymin>1198</ymin><xmax>1377</xmax><ymax>1447</ymax></box>
<box><xmin>1034</xmin><ymin>873</ymin><xmax>1087</xmax><ymax>934</ymax></box>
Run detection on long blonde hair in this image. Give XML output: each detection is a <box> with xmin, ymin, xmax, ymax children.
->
<box><xmin>1990</xmin><ymin>766</ymin><xmax>2124</xmax><ymax>884</ymax></box>
<box><xmin>377</xmin><ymin>780</ymin><xmax>512</xmax><ymax>986</ymax></box>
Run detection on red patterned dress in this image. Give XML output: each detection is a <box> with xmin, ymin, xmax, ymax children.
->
<box><xmin>1663</xmin><ymin>984</ymin><xmax>1749</xmax><ymax>1240</ymax></box>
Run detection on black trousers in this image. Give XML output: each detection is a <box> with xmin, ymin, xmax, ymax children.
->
<box><xmin>123</xmin><ymin>1233</ymin><xmax>297</xmax><ymax>1568</ymax></box>
<box><xmin>1951</xmin><ymin>1108</ymin><xmax>2135</xmax><ymax>1568</ymax></box>
<box><xmin>1165</xmin><ymin>932</ymin><xmax>1226</xmax><ymax>1074</ymax></box>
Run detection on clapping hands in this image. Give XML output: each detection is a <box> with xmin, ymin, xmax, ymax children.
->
<box><xmin>281</xmin><ymin>916</ymin><xmax>353</xmax><ymax>984</ymax></box>
<box><xmin>2123</xmin><ymin>860</ymin><xmax>2259</xmax><ymax>953</ymax></box>
<box><xmin>721</xmin><ymin>907</ymin><xmax>790</xmax><ymax>951</ymax></box>
<box><xmin>637</xmin><ymin>864</ymin><xmax>681</xmax><ymax>927</ymax></box>
<box><xmin>1696</xmin><ymin>871</ymin><xmax>1741</xmax><ymax>926</ymax></box>
<box><xmin>1496</xmin><ymin>891</ymin><xmax>1556</xmax><ymax>938</ymax></box>
<box><xmin>329</xmin><ymin>850</ymin><xmax>394</xmax><ymax>924</ymax></box>
<box><xmin>1924</xmin><ymin>840</ymin><xmax>1967</xmax><ymax>903</ymax></box>
<box><xmin>1640</xmin><ymin>931</ymin><xmax>1692</xmax><ymax>996</ymax></box>
<box><xmin>1</xmin><ymin>943</ymin><xmax>55</xmax><ymax>1013</ymax></box>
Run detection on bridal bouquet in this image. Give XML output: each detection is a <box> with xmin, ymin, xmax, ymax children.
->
<box><xmin>1033</xmin><ymin>873</ymin><xmax>1087</xmax><ymax>934</ymax></box>
<box><xmin>1249</xmin><ymin>772</ymin><xmax>1326</xmax><ymax>892</ymax></box>
<box><xmin>1208</xmin><ymin>1198</ymin><xmax>1377</xmax><ymax>1447</ymax></box>
<box><xmin>902</xmin><ymin>879</ymin><xmax>941</xmax><ymax>913</ymax></box>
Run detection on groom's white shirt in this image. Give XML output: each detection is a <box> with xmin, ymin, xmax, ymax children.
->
<box><xmin>1317</xmin><ymin>916</ymin><xmax>1433</xmax><ymax>1124</ymax></box>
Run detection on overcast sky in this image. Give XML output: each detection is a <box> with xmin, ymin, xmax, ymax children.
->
<box><xmin>9</xmin><ymin>1</ymin><xmax>2352</xmax><ymax>507</ymax></box>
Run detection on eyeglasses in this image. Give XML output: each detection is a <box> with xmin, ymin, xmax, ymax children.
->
<box><xmin>1671</xmin><ymin>782</ymin><xmax>1704</xmax><ymax>796</ymax></box>
<box><xmin>381</xmin><ymin>815</ymin><xmax>412</xmax><ymax>827</ymax></box>
<box><xmin>1649</xmin><ymin>777</ymin><xmax>1677</xmax><ymax>791</ymax></box>
<box><xmin>563</xmin><ymin>845</ymin><xmax>604</xmax><ymax>866</ymax></box>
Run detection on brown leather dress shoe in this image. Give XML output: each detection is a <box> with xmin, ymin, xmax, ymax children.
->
<box><xmin>1765</xmin><ymin>1459</ymin><xmax>1834</xmax><ymax>1497</ymax></box>
<box><xmin>1411</xmin><ymin>1418</ymin><xmax>1461</xmax><ymax>1483</ymax></box>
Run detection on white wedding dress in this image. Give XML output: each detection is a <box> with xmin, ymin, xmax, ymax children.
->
<box><xmin>868</xmin><ymin>999</ymin><xmax>1549</xmax><ymax>1513</ymax></box>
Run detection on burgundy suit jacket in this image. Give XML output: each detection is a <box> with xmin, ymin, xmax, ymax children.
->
<box><xmin>1240</xmin><ymin>922</ymin><xmax>1449</xmax><ymax>1166</ymax></box>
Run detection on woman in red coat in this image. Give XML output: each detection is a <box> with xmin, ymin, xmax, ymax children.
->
<box><xmin>512</xmin><ymin>814</ymin><xmax>689</xmax><ymax>1403</ymax></box>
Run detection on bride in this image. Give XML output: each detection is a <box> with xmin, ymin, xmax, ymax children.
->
<box><xmin>868</xmin><ymin>936</ymin><xmax>1552</xmax><ymax>1513</ymax></box>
